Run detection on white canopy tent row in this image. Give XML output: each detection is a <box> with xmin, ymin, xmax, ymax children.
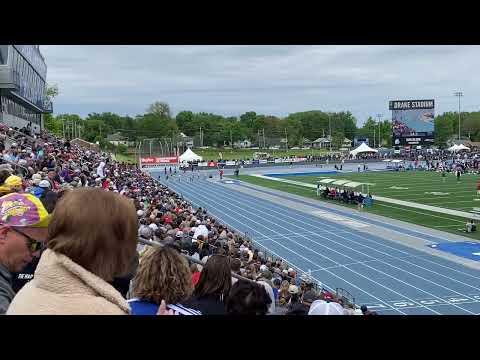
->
<box><xmin>349</xmin><ymin>142</ymin><xmax>378</xmax><ymax>157</ymax></box>
<box><xmin>456</xmin><ymin>144</ymin><xmax>470</xmax><ymax>151</ymax></box>
<box><xmin>317</xmin><ymin>178</ymin><xmax>375</xmax><ymax>194</ymax></box>
<box><xmin>448</xmin><ymin>144</ymin><xmax>470</xmax><ymax>152</ymax></box>
<box><xmin>179</xmin><ymin>148</ymin><xmax>203</xmax><ymax>163</ymax></box>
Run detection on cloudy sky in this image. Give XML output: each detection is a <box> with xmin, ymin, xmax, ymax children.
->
<box><xmin>40</xmin><ymin>45</ymin><xmax>480</xmax><ymax>125</ymax></box>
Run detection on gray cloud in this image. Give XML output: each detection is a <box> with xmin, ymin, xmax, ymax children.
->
<box><xmin>40</xmin><ymin>45</ymin><xmax>480</xmax><ymax>123</ymax></box>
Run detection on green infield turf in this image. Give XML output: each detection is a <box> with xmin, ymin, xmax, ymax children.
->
<box><xmin>234</xmin><ymin>172</ymin><xmax>480</xmax><ymax>240</ymax></box>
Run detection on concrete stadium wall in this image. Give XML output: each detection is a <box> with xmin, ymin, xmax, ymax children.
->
<box><xmin>0</xmin><ymin>113</ymin><xmax>40</xmax><ymax>133</ymax></box>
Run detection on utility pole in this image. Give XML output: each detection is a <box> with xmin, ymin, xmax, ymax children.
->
<box><xmin>376</xmin><ymin>113</ymin><xmax>383</xmax><ymax>147</ymax></box>
<box><xmin>262</xmin><ymin>128</ymin><xmax>266</xmax><ymax>149</ymax></box>
<box><xmin>454</xmin><ymin>91</ymin><xmax>463</xmax><ymax>140</ymax></box>
<box><xmin>373</xmin><ymin>126</ymin><xmax>376</xmax><ymax>148</ymax></box>
<box><xmin>284</xmin><ymin>128</ymin><xmax>288</xmax><ymax>153</ymax></box>
<box><xmin>230</xmin><ymin>129</ymin><xmax>233</xmax><ymax>148</ymax></box>
<box><xmin>328</xmin><ymin>113</ymin><xmax>332</xmax><ymax>153</ymax></box>
<box><xmin>199</xmin><ymin>127</ymin><xmax>203</xmax><ymax>147</ymax></box>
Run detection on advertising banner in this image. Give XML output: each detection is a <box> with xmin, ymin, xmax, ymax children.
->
<box><xmin>140</xmin><ymin>156</ymin><xmax>178</xmax><ymax>164</ymax></box>
<box><xmin>208</xmin><ymin>161</ymin><xmax>217</xmax><ymax>167</ymax></box>
<box><xmin>225</xmin><ymin>160</ymin><xmax>236</xmax><ymax>166</ymax></box>
<box><xmin>259</xmin><ymin>159</ymin><xmax>268</xmax><ymax>164</ymax></box>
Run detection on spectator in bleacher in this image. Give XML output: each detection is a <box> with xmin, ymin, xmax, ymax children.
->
<box><xmin>0</xmin><ymin>175</ymin><xmax>23</xmax><ymax>195</ymax></box>
<box><xmin>191</xmin><ymin>263</ymin><xmax>201</xmax><ymax>287</ymax></box>
<box><xmin>0</xmin><ymin>193</ymin><xmax>50</xmax><ymax>314</ymax></box>
<box><xmin>226</xmin><ymin>280</ymin><xmax>272</xmax><ymax>315</ymax></box>
<box><xmin>183</xmin><ymin>254</ymin><xmax>232</xmax><ymax>314</ymax></box>
<box><xmin>7</xmin><ymin>189</ymin><xmax>137</xmax><ymax>315</ymax></box>
<box><xmin>278</xmin><ymin>280</ymin><xmax>291</xmax><ymax>306</ymax></box>
<box><xmin>129</xmin><ymin>246</ymin><xmax>200</xmax><ymax>315</ymax></box>
<box><xmin>231</xmin><ymin>258</ymin><xmax>241</xmax><ymax>285</ymax></box>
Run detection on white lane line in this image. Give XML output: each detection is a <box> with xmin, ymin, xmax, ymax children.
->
<box><xmin>234</xmin><ymin>180</ymin><xmax>480</xmax><ymax>281</ymax></box>
<box><xmin>177</xmin><ymin>181</ymin><xmax>443</xmax><ymax>314</ymax></box>
<box><xmin>166</xmin><ymin>180</ymin><xmax>407</xmax><ymax>313</ymax></box>
<box><xmin>217</xmin><ymin>182</ymin><xmax>480</xmax><ymax>297</ymax></box>
<box><xmin>202</xmin><ymin>181</ymin><xmax>480</xmax><ymax>312</ymax></box>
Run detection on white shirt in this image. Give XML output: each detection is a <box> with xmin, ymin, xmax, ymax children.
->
<box><xmin>96</xmin><ymin>161</ymin><xmax>106</xmax><ymax>177</ymax></box>
<box><xmin>149</xmin><ymin>223</ymin><xmax>159</xmax><ymax>232</ymax></box>
<box><xmin>193</xmin><ymin>224</ymin><xmax>209</xmax><ymax>239</ymax></box>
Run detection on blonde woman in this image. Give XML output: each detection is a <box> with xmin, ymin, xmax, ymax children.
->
<box><xmin>128</xmin><ymin>246</ymin><xmax>200</xmax><ymax>315</ymax></box>
<box><xmin>278</xmin><ymin>280</ymin><xmax>291</xmax><ymax>307</ymax></box>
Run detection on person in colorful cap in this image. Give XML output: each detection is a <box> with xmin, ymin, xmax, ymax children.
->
<box><xmin>0</xmin><ymin>175</ymin><xmax>24</xmax><ymax>195</ymax></box>
<box><xmin>0</xmin><ymin>193</ymin><xmax>50</xmax><ymax>314</ymax></box>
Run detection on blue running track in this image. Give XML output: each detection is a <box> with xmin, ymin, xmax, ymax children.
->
<box><xmin>152</xmin><ymin>173</ymin><xmax>480</xmax><ymax>315</ymax></box>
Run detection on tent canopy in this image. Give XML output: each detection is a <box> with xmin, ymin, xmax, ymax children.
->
<box><xmin>350</xmin><ymin>142</ymin><xmax>378</xmax><ymax>156</ymax></box>
<box><xmin>456</xmin><ymin>144</ymin><xmax>470</xmax><ymax>151</ymax></box>
<box><xmin>448</xmin><ymin>144</ymin><xmax>459</xmax><ymax>152</ymax></box>
<box><xmin>179</xmin><ymin>148</ymin><xmax>203</xmax><ymax>162</ymax></box>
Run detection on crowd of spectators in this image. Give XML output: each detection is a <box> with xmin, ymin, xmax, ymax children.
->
<box><xmin>0</xmin><ymin>125</ymin><xmax>368</xmax><ymax>315</ymax></box>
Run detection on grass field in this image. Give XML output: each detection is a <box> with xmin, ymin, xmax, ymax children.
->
<box><xmin>113</xmin><ymin>153</ymin><xmax>137</xmax><ymax>164</ymax></box>
<box><xmin>235</xmin><ymin>172</ymin><xmax>480</xmax><ymax>240</ymax></box>
<box><xmin>195</xmin><ymin>148</ymin><xmax>329</xmax><ymax>161</ymax></box>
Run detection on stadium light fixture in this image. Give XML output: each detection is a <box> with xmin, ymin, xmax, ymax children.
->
<box><xmin>454</xmin><ymin>91</ymin><xmax>463</xmax><ymax>140</ymax></box>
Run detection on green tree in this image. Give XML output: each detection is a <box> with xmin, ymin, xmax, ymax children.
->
<box><xmin>434</xmin><ymin>113</ymin><xmax>455</xmax><ymax>147</ymax></box>
<box><xmin>116</xmin><ymin>144</ymin><xmax>128</xmax><ymax>154</ymax></box>
<box><xmin>43</xmin><ymin>84</ymin><xmax>61</xmax><ymax>135</ymax></box>
<box><xmin>146</xmin><ymin>101</ymin><xmax>171</xmax><ymax>119</ymax></box>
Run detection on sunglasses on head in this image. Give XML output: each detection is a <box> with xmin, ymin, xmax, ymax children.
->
<box><xmin>10</xmin><ymin>227</ymin><xmax>45</xmax><ymax>253</ymax></box>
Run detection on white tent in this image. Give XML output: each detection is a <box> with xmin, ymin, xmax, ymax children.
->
<box><xmin>349</xmin><ymin>142</ymin><xmax>378</xmax><ymax>156</ymax></box>
<box><xmin>448</xmin><ymin>144</ymin><xmax>460</xmax><ymax>152</ymax></box>
<box><xmin>179</xmin><ymin>148</ymin><xmax>203</xmax><ymax>162</ymax></box>
<box><xmin>456</xmin><ymin>144</ymin><xmax>470</xmax><ymax>151</ymax></box>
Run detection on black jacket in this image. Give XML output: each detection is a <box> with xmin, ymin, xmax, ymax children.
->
<box><xmin>182</xmin><ymin>294</ymin><xmax>226</xmax><ymax>315</ymax></box>
<box><xmin>0</xmin><ymin>264</ymin><xmax>15</xmax><ymax>314</ymax></box>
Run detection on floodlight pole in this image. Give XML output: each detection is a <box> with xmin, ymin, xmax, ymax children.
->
<box><xmin>376</xmin><ymin>113</ymin><xmax>383</xmax><ymax>148</ymax></box>
<box><xmin>328</xmin><ymin>113</ymin><xmax>332</xmax><ymax>153</ymax></box>
<box><xmin>454</xmin><ymin>91</ymin><xmax>463</xmax><ymax>140</ymax></box>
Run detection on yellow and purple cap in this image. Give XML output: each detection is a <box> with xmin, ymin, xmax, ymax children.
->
<box><xmin>0</xmin><ymin>193</ymin><xmax>50</xmax><ymax>228</ymax></box>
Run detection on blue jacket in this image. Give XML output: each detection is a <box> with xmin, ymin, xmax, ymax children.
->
<box><xmin>128</xmin><ymin>299</ymin><xmax>201</xmax><ymax>315</ymax></box>
<box><xmin>30</xmin><ymin>186</ymin><xmax>45</xmax><ymax>198</ymax></box>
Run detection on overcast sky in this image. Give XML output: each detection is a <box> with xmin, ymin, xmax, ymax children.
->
<box><xmin>40</xmin><ymin>45</ymin><xmax>480</xmax><ymax>126</ymax></box>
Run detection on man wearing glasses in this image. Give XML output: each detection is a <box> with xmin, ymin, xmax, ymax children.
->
<box><xmin>0</xmin><ymin>193</ymin><xmax>50</xmax><ymax>314</ymax></box>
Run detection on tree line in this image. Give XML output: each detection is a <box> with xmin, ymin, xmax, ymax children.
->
<box><xmin>43</xmin><ymin>93</ymin><xmax>480</xmax><ymax>151</ymax></box>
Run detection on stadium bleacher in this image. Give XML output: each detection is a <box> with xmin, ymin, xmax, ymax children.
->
<box><xmin>0</xmin><ymin>126</ymin><xmax>364</xmax><ymax>315</ymax></box>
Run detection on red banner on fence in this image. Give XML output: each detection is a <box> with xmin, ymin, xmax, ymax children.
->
<box><xmin>141</xmin><ymin>157</ymin><xmax>178</xmax><ymax>164</ymax></box>
<box><xmin>207</xmin><ymin>161</ymin><xmax>217</xmax><ymax>167</ymax></box>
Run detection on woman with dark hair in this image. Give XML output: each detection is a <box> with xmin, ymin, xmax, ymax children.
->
<box><xmin>226</xmin><ymin>280</ymin><xmax>271</xmax><ymax>315</ymax></box>
<box><xmin>183</xmin><ymin>254</ymin><xmax>232</xmax><ymax>315</ymax></box>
